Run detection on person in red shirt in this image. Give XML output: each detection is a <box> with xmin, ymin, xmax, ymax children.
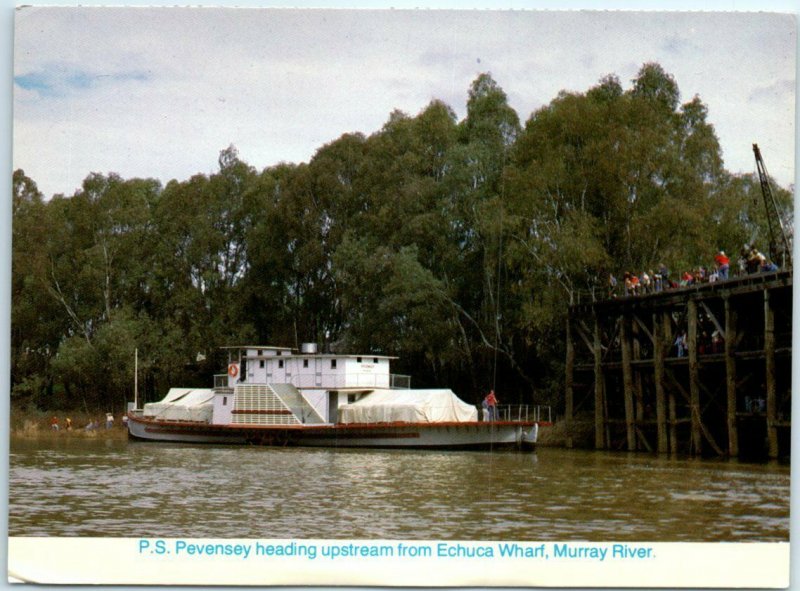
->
<box><xmin>714</xmin><ymin>250</ymin><xmax>730</xmax><ymax>280</ymax></box>
<box><xmin>484</xmin><ymin>390</ymin><xmax>498</xmax><ymax>421</ymax></box>
<box><xmin>623</xmin><ymin>272</ymin><xmax>633</xmax><ymax>296</ymax></box>
<box><xmin>630</xmin><ymin>274</ymin><xmax>640</xmax><ymax>295</ymax></box>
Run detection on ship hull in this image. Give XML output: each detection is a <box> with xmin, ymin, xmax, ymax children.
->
<box><xmin>128</xmin><ymin>413</ymin><xmax>536</xmax><ymax>450</ymax></box>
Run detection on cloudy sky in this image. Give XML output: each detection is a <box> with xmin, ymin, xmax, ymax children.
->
<box><xmin>12</xmin><ymin>7</ymin><xmax>797</xmax><ymax>198</ymax></box>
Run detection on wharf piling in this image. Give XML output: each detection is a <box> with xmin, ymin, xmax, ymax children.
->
<box><xmin>566</xmin><ymin>271</ymin><xmax>792</xmax><ymax>459</ymax></box>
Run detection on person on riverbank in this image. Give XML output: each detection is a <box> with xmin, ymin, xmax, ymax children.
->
<box><xmin>50</xmin><ymin>416</ymin><xmax>59</xmax><ymax>431</ymax></box>
<box><xmin>105</xmin><ymin>413</ymin><xmax>114</xmax><ymax>429</ymax></box>
<box><xmin>65</xmin><ymin>417</ymin><xmax>72</xmax><ymax>431</ymax></box>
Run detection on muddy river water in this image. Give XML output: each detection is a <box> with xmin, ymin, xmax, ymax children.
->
<box><xmin>9</xmin><ymin>437</ymin><xmax>789</xmax><ymax>541</ymax></box>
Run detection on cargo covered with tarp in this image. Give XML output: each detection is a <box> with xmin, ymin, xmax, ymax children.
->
<box><xmin>143</xmin><ymin>388</ymin><xmax>214</xmax><ymax>422</ymax></box>
<box><xmin>338</xmin><ymin>389</ymin><xmax>478</xmax><ymax>424</ymax></box>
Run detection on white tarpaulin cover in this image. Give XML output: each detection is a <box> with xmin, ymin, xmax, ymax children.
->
<box><xmin>143</xmin><ymin>388</ymin><xmax>214</xmax><ymax>422</ymax></box>
<box><xmin>339</xmin><ymin>389</ymin><xmax>478</xmax><ymax>424</ymax></box>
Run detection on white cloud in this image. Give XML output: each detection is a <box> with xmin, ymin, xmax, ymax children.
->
<box><xmin>13</xmin><ymin>7</ymin><xmax>796</xmax><ymax>197</ymax></box>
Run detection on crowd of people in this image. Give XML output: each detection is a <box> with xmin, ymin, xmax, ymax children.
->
<box><xmin>607</xmin><ymin>245</ymin><xmax>781</xmax><ymax>299</ymax></box>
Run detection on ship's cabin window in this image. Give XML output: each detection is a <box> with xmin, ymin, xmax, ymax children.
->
<box><xmin>373</xmin><ymin>358</ymin><xmax>379</xmax><ymax>364</ymax></box>
<box><xmin>259</xmin><ymin>360</ymin><xmax>265</xmax><ymax>368</ymax></box>
<box><xmin>357</xmin><ymin>357</ymin><xmax>362</xmax><ymax>363</ymax></box>
<box><xmin>331</xmin><ymin>359</ymin><xmax>337</xmax><ymax>369</ymax></box>
<box><xmin>223</xmin><ymin>396</ymin><xmax>228</xmax><ymax>406</ymax></box>
<box><xmin>303</xmin><ymin>359</ymin><xmax>309</xmax><ymax>368</ymax></box>
<box><xmin>278</xmin><ymin>360</ymin><xmax>284</xmax><ymax>369</ymax></box>
<box><xmin>257</xmin><ymin>349</ymin><xmax>263</xmax><ymax>356</ymax></box>
<box><xmin>277</xmin><ymin>350</ymin><xmax>282</xmax><ymax>356</ymax></box>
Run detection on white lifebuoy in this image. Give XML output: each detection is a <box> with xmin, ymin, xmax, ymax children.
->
<box><xmin>228</xmin><ymin>363</ymin><xmax>239</xmax><ymax>378</ymax></box>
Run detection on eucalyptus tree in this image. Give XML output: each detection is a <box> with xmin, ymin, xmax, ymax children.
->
<box><xmin>330</xmin><ymin>77</ymin><xmax>536</xmax><ymax>397</ymax></box>
<box><xmin>153</xmin><ymin>145</ymin><xmax>262</xmax><ymax>367</ymax></box>
<box><xmin>441</xmin><ymin>73</ymin><xmax>529</xmax><ymax>395</ymax></box>
<box><xmin>507</xmin><ymin>63</ymin><xmax>727</xmax><ymax>301</ymax></box>
<box><xmin>330</xmin><ymin>101</ymin><xmax>465</xmax><ymax>385</ymax></box>
<box><xmin>11</xmin><ymin>170</ymin><xmax>64</xmax><ymax>403</ymax></box>
<box><xmin>13</xmin><ymin>171</ymin><xmax>164</xmax><ymax>408</ymax></box>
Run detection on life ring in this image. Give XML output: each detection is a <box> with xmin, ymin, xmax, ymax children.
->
<box><xmin>228</xmin><ymin>363</ymin><xmax>239</xmax><ymax>378</ymax></box>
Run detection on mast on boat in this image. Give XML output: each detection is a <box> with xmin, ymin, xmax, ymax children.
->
<box><xmin>134</xmin><ymin>348</ymin><xmax>139</xmax><ymax>410</ymax></box>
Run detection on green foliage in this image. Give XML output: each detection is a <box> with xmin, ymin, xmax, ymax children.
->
<box><xmin>11</xmin><ymin>65</ymin><xmax>791</xmax><ymax>412</ymax></box>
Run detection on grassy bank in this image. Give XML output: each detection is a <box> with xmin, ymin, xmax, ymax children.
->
<box><xmin>10</xmin><ymin>404</ymin><xmax>128</xmax><ymax>440</ymax></box>
<box><xmin>537</xmin><ymin>418</ymin><xmax>595</xmax><ymax>448</ymax></box>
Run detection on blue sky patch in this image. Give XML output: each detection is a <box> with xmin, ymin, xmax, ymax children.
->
<box><xmin>14</xmin><ymin>71</ymin><xmax>57</xmax><ymax>95</ymax></box>
<box><xmin>15</xmin><ymin>65</ymin><xmax>151</xmax><ymax>97</ymax></box>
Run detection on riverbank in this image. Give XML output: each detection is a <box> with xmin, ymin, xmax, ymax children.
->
<box><xmin>10</xmin><ymin>405</ymin><xmax>128</xmax><ymax>440</ymax></box>
<box><xmin>536</xmin><ymin>418</ymin><xmax>594</xmax><ymax>448</ymax></box>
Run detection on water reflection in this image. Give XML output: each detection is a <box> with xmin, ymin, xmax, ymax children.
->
<box><xmin>9</xmin><ymin>439</ymin><xmax>789</xmax><ymax>541</ymax></box>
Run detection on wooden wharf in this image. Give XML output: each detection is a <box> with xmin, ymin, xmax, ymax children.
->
<box><xmin>565</xmin><ymin>270</ymin><xmax>792</xmax><ymax>458</ymax></box>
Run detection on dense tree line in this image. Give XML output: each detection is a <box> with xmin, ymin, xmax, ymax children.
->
<box><xmin>12</xmin><ymin>63</ymin><xmax>793</xmax><ymax>414</ymax></box>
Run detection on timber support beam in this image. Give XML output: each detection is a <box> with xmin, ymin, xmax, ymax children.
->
<box><xmin>567</xmin><ymin>271</ymin><xmax>792</xmax><ymax>459</ymax></box>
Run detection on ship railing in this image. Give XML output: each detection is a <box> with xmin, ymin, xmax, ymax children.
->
<box><xmin>533</xmin><ymin>405</ymin><xmax>552</xmax><ymax>423</ymax></box>
<box><xmin>495</xmin><ymin>405</ymin><xmax>529</xmax><ymax>422</ymax></box>
<box><xmin>390</xmin><ymin>374</ymin><xmax>411</xmax><ymax>389</ymax></box>
<box><xmin>491</xmin><ymin>405</ymin><xmax>552</xmax><ymax>422</ymax></box>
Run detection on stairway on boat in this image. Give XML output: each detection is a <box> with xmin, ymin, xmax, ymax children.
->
<box><xmin>231</xmin><ymin>384</ymin><xmax>326</xmax><ymax>425</ymax></box>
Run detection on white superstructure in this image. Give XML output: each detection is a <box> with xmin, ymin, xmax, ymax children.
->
<box><xmin>227</xmin><ymin>345</ymin><xmax>395</xmax><ymax>391</ymax></box>
<box><xmin>210</xmin><ymin>345</ymin><xmax>406</xmax><ymax>425</ymax></box>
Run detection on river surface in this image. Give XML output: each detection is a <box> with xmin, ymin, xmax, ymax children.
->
<box><xmin>9</xmin><ymin>437</ymin><xmax>789</xmax><ymax>541</ymax></box>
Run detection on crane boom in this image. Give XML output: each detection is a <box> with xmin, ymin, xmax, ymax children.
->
<box><xmin>752</xmin><ymin>143</ymin><xmax>792</xmax><ymax>269</ymax></box>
